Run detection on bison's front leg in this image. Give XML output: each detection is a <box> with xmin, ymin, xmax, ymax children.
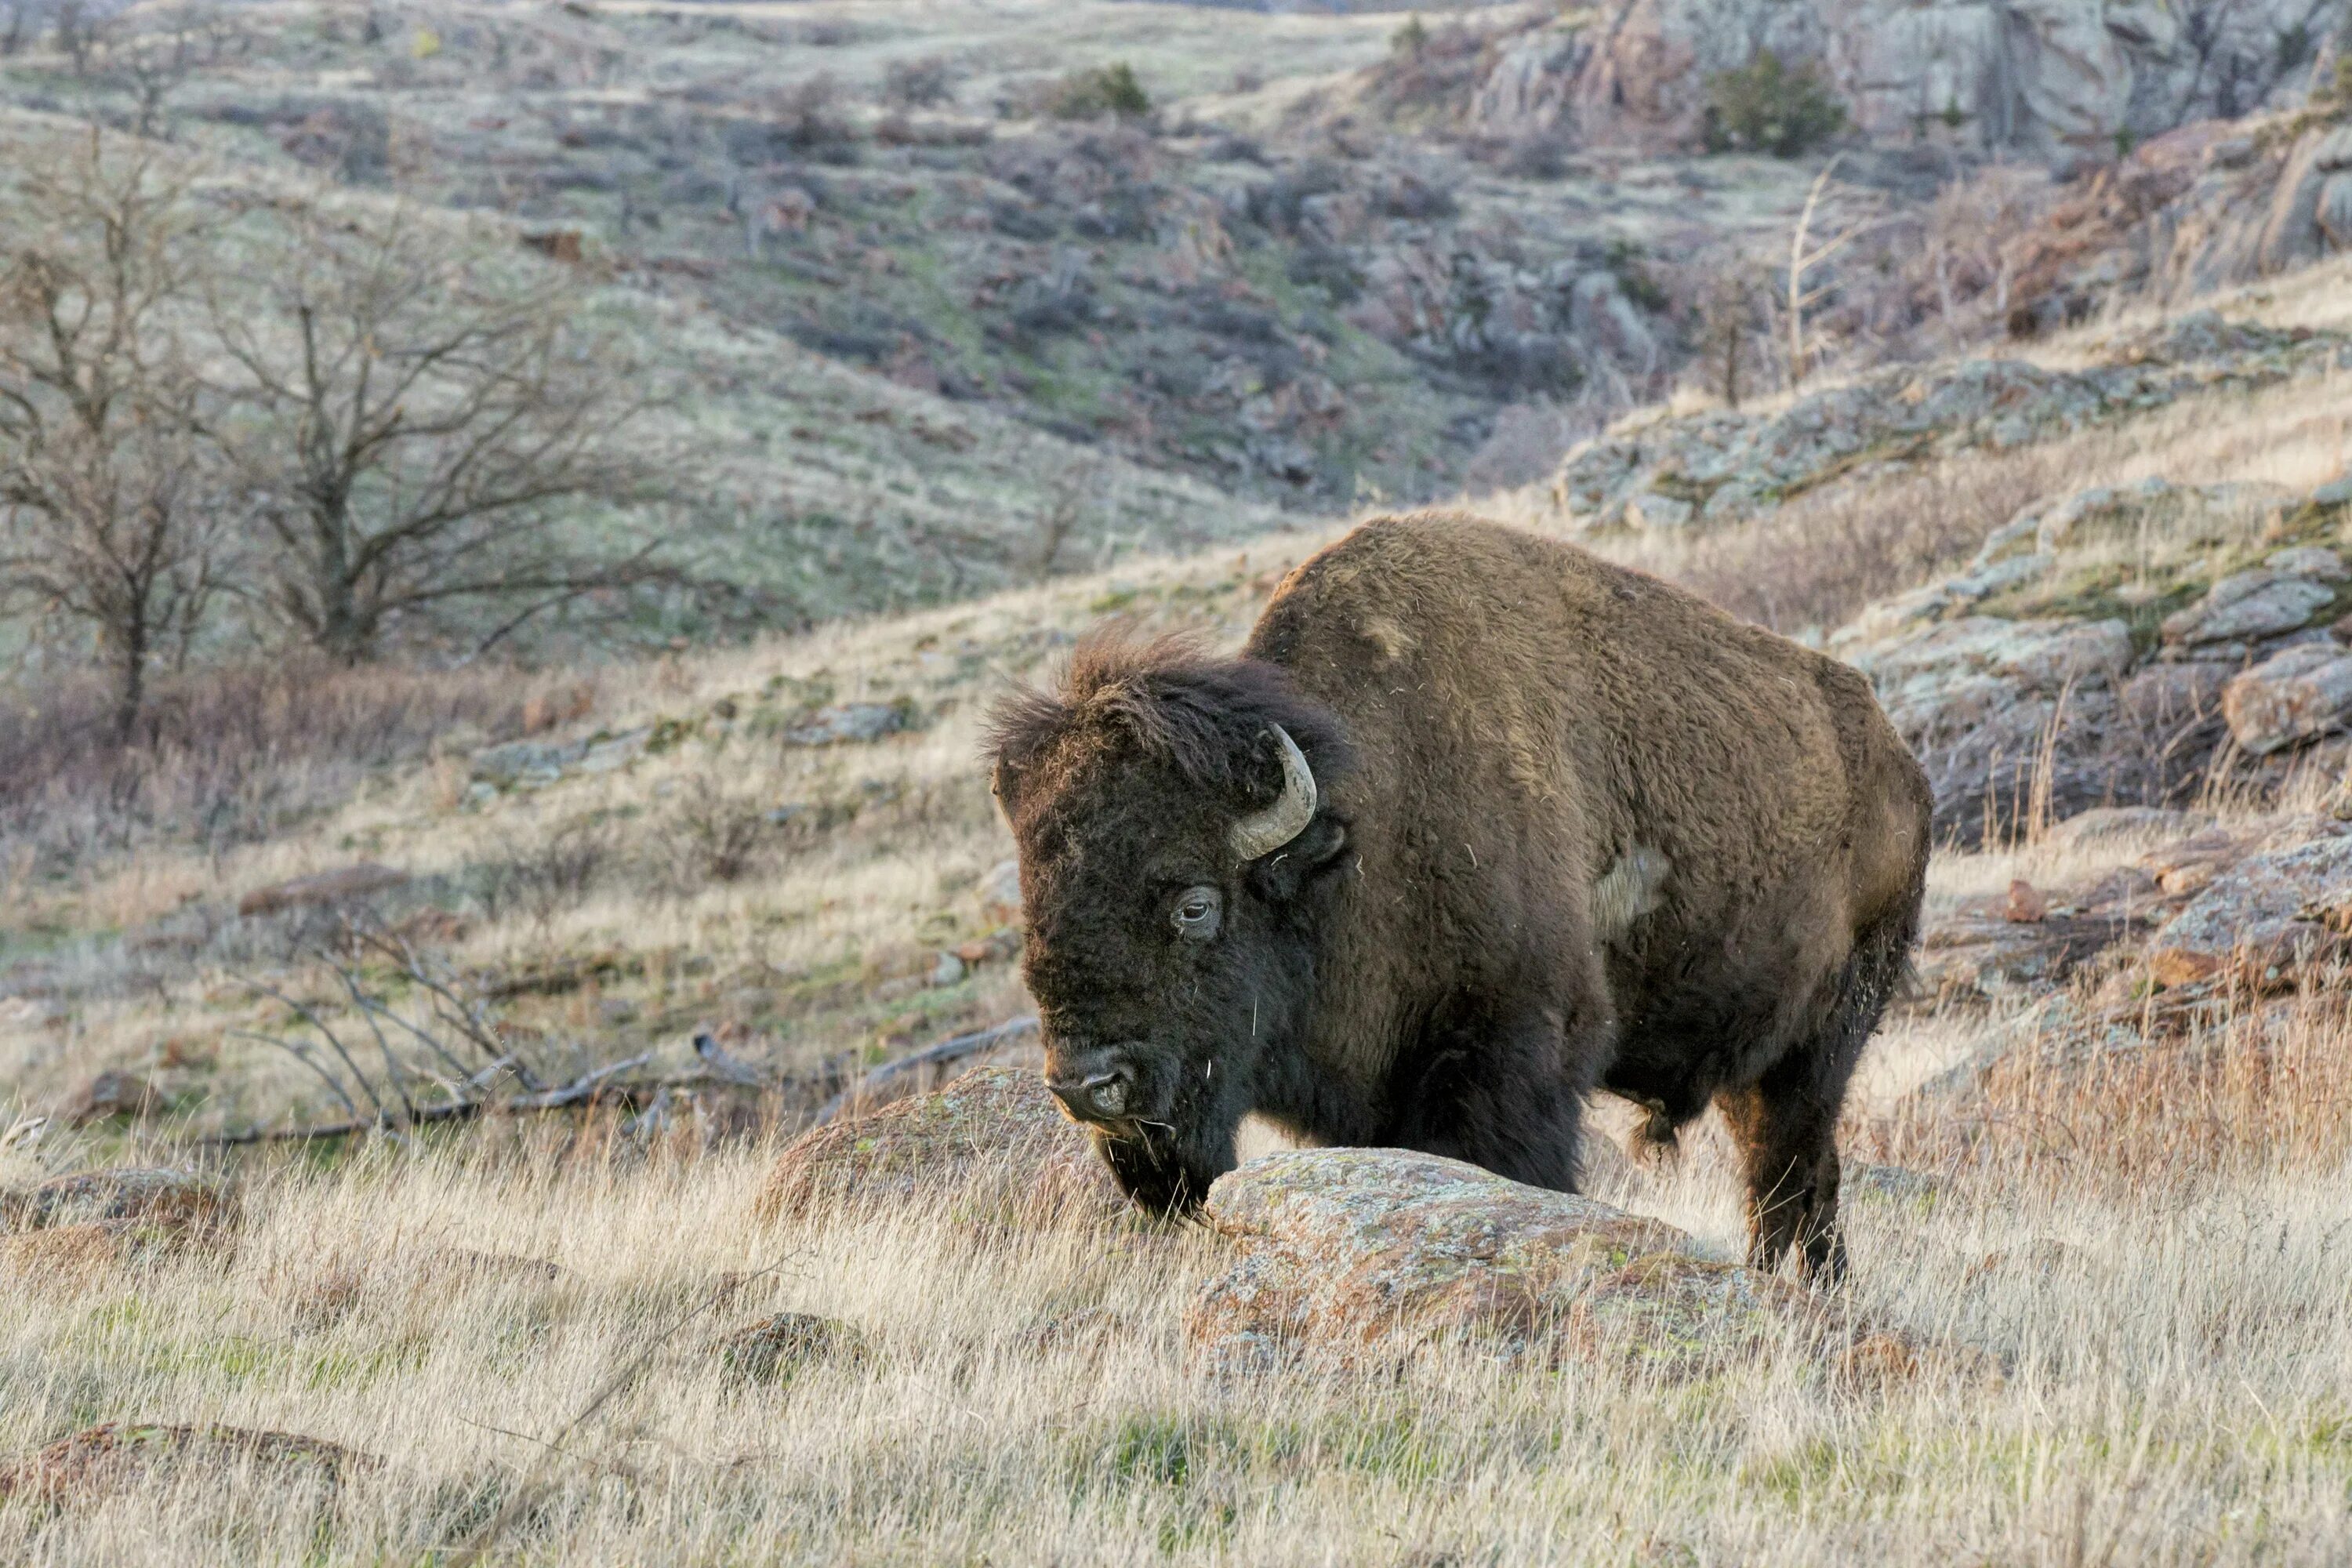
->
<box><xmin>1090</xmin><ymin>1126</ymin><xmax>1221</xmax><ymax>1218</ymax></box>
<box><xmin>1390</xmin><ymin>1000</ymin><xmax>1599</xmax><ymax>1195</ymax></box>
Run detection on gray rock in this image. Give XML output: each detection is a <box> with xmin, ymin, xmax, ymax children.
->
<box><xmin>1624</xmin><ymin>491</ymin><xmax>1694</xmax><ymax>529</ymax></box>
<box><xmin>2314</xmin><ymin>476</ymin><xmax>2352</xmax><ymax>508</ymax></box>
<box><xmin>2147</xmin><ymin>833</ymin><xmax>2352</xmax><ymax>985</ymax></box>
<box><xmin>2223</xmin><ymin>643</ymin><xmax>2352</xmax><ymax>755</ymax></box>
<box><xmin>1844</xmin><ymin>615</ymin><xmax>2135</xmax><ymax>844</ymax></box>
<box><xmin>2161</xmin><ymin>570</ymin><xmax>2336</xmax><ymax>646</ymax></box>
<box><xmin>470</xmin><ymin>739</ymin><xmax>587</xmax><ymax>787</ymax></box>
<box><xmin>2042</xmin><ymin>806</ymin><xmax>2212</xmax><ymax>851</ymax></box>
<box><xmin>780</xmin><ymin>702</ymin><xmax>908</xmax><ymax>747</ymax></box>
<box><xmin>2265</xmin><ymin>546</ymin><xmax>2346</xmax><ymax>582</ymax></box>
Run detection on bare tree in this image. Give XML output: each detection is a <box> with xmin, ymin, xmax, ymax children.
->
<box><xmin>1784</xmin><ymin>155</ymin><xmax>1889</xmax><ymax>387</ymax></box>
<box><xmin>53</xmin><ymin>0</ymin><xmax>112</xmax><ymax>79</ymax></box>
<box><xmin>207</xmin><ymin>205</ymin><xmax>657</xmax><ymax>663</ymax></box>
<box><xmin>103</xmin><ymin>5</ymin><xmax>216</xmax><ymax>140</ymax></box>
<box><xmin>0</xmin><ymin>132</ymin><xmax>227</xmax><ymax>740</ymax></box>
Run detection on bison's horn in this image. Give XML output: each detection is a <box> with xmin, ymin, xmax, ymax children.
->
<box><xmin>1229</xmin><ymin>725</ymin><xmax>1316</xmax><ymax>862</ymax></box>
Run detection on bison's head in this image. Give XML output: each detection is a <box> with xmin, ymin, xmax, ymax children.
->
<box><xmin>987</xmin><ymin>635</ymin><xmax>1349</xmax><ymax>1216</ymax></box>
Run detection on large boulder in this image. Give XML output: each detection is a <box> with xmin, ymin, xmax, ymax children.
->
<box><xmin>753</xmin><ymin>1066</ymin><xmax>1125</xmax><ymax>1229</ymax></box>
<box><xmin>1185</xmin><ymin>1148</ymin><xmax>1930</xmax><ymax>1380</ymax></box>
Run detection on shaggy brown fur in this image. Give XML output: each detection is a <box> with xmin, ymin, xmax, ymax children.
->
<box><xmin>989</xmin><ymin>511</ymin><xmax>1930</xmax><ymax>1277</ymax></box>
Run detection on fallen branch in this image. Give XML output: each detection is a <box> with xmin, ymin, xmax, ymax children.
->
<box><xmin>198</xmin><ymin>1052</ymin><xmax>654</xmax><ymax>1146</ymax></box>
<box><xmin>811</xmin><ymin>1015</ymin><xmax>1040</xmax><ymax>1127</ymax></box>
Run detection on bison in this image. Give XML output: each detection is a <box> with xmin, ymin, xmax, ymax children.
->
<box><xmin>988</xmin><ymin>512</ymin><xmax>1929</xmax><ymax>1277</ymax></box>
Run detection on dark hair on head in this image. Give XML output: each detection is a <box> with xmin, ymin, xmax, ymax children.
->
<box><xmin>987</xmin><ymin>630</ymin><xmax>1347</xmax><ymax>808</ymax></box>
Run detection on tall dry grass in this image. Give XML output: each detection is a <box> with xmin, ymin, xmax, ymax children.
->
<box><xmin>5</xmin><ymin>969</ymin><xmax>2352</xmax><ymax>1563</ymax></box>
<box><xmin>0</xmin><ymin>659</ymin><xmax>600</xmax><ymax>877</ymax></box>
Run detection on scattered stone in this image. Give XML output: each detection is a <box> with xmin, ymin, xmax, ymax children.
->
<box><xmin>53</xmin><ymin>1069</ymin><xmax>157</xmax><ymax>1127</ymax></box>
<box><xmin>2144</xmin><ymin>833</ymin><xmax>2352</xmax><ymax>988</ymax></box>
<box><xmin>2224</xmin><ymin>642</ymin><xmax>2352</xmax><ymax>754</ymax></box>
<box><xmin>753</xmin><ymin>1066</ymin><xmax>1125</xmax><ymax>1229</ymax></box>
<box><xmin>1842</xmin><ymin>1163</ymin><xmax>1944</xmax><ymax>1204</ymax></box>
<box><xmin>927</xmin><ymin>951</ymin><xmax>966</xmax><ymax>988</ymax></box>
<box><xmin>1916</xmin><ymin>869</ymin><xmax>2161</xmax><ymax>1004</ymax></box>
<box><xmin>469</xmin><ymin>739</ymin><xmax>588</xmax><ymax>788</ymax></box>
<box><xmin>716</xmin><ymin>1311</ymin><xmax>873</xmax><ymax>1387</ymax></box>
<box><xmin>1840</xmin><ymin>615</ymin><xmax>2134</xmax><ymax>844</ymax></box>
<box><xmin>0</xmin><ymin>1167</ymin><xmax>233</xmax><ymax>1242</ymax></box>
<box><xmin>952</xmin><ymin>928</ymin><xmax>1022</xmax><ymax>967</ymax></box>
<box><xmin>2004</xmin><ymin>880</ymin><xmax>2049</xmax><ymax>924</ymax></box>
<box><xmin>1185</xmin><ymin>1148</ymin><xmax>1922</xmax><ymax>1379</ymax></box>
<box><xmin>977</xmin><ymin>859</ymin><xmax>1024</xmax><ymax>926</ymax></box>
<box><xmin>779</xmin><ymin>702</ymin><xmax>909</xmax><ymax>746</ymax></box>
<box><xmin>236</xmin><ymin>862</ymin><xmax>408</xmax><ymax>917</ymax></box>
<box><xmin>2042</xmin><ymin>806</ymin><xmax>2212</xmax><ymax>851</ymax></box>
<box><xmin>0</xmin><ymin>1423</ymin><xmax>376</xmax><ymax>1507</ymax></box>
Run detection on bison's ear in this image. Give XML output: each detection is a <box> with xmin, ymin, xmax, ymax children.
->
<box><xmin>989</xmin><ymin>761</ymin><xmax>1021</xmax><ymax>830</ymax></box>
<box><xmin>1247</xmin><ymin>815</ymin><xmax>1348</xmax><ymax>903</ymax></box>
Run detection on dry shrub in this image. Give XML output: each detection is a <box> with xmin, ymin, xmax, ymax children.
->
<box><xmin>658</xmin><ymin>775</ymin><xmax>769</xmax><ymax>891</ymax></box>
<box><xmin>0</xmin><ymin>657</ymin><xmax>603</xmax><ymax>873</ymax></box>
<box><xmin>1613</xmin><ymin>442</ymin><xmax>2073</xmax><ymax>635</ymax></box>
<box><xmin>1859</xmin><ymin>982</ymin><xmax>2352</xmax><ymax>1194</ymax></box>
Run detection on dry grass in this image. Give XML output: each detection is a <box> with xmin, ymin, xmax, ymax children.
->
<box><xmin>4</xmin><ymin>971</ymin><xmax>2352</xmax><ymax>1563</ymax></box>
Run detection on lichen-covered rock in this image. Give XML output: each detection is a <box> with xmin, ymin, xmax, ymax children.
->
<box><xmin>2160</xmin><ymin>569</ymin><xmax>2337</xmax><ymax>647</ymax></box>
<box><xmin>1840</xmin><ymin>614</ymin><xmax>2134</xmax><ymax>844</ymax></box>
<box><xmin>0</xmin><ymin>1167</ymin><xmax>234</xmax><ymax>1243</ymax></box>
<box><xmin>753</xmin><ymin>1066</ymin><xmax>1124</xmax><ymax>1229</ymax></box>
<box><xmin>2223</xmin><ymin>642</ymin><xmax>2352</xmax><ymax>754</ymax></box>
<box><xmin>2144</xmin><ymin>831</ymin><xmax>2352</xmax><ymax>987</ymax></box>
<box><xmin>0</xmin><ymin>1423</ymin><xmax>376</xmax><ymax>1507</ymax></box>
<box><xmin>1552</xmin><ymin>314</ymin><xmax>2347</xmax><ymax>532</ymax></box>
<box><xmin>1185</xmin><ymin>1148</ymin><xmax>1911</xmax><ymax>1378</ymax></box>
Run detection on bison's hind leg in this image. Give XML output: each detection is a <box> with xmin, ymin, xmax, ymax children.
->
<box><xmin>1720</xmin><ymin>911</ymin><xmax>1913</xmax><ymax>1282</ymax></box>
<box><xmin>1718</xmin><ymin>1076</ymin><xmax>1846</xmax><ymax>1280</ymax></box>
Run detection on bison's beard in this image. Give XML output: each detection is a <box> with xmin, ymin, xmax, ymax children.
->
<box><xmin>1086</xmin><ymin>1054</ymin><xmax>1254</xmax><ymax>1218</ymax></box>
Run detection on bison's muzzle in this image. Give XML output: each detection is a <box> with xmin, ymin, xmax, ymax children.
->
<box><xmin>1044</xmin><ymin>1047</ymin><xmax>1138</xmax><ymax>1125</ymax></box>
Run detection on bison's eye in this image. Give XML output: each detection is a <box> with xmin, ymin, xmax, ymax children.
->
<box><xmin>1171</xmin><ymin>884</ymin><xmax>1223</xmax><ymax>941</ymax></box>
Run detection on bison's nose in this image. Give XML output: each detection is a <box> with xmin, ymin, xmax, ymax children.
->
<box><xmin>1045</xmin><ymin>1051</ymin><xmax>1135</xmax><ymax>1123</ymax></box>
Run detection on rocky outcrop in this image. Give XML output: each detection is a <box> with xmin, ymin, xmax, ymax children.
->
<box><xmin>1421</xmin><ymin>0</ymin><xmax>2339</xmax><ymax>160</ymax></box>
<box><xmin>1829</xmin><ymin>472</ymin><xmax>2352</xmax><ymax>842</ymax></box>
<box><xmin>1998</xmin><ymin>107</ymin><xmax>2352</xmax><ymax>330</ymax></box>
<box><xmin>1550</xmin><ymin>313</ymin><xmax>2348</xmax><ymax>534</ymax></box>
<box><xmin>752</xmin><ymin>1066</ymin><xmax>1126</xmax><ymax>1230</ymax></box>
<box><xmin>1186</xmin><ymin>1147</ymin><xmax>1947</xmax><ymax>1381</ymax></box>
